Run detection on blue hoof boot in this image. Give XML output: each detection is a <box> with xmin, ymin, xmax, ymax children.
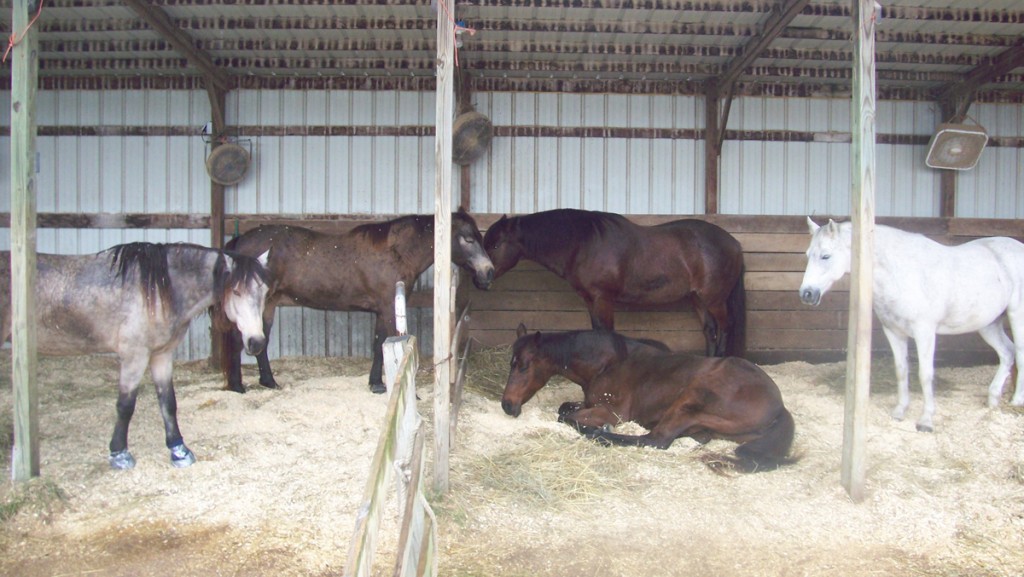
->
<box><xmin>169</xmin><ymin>443</ymin><xmax>196</xmax><ymax>468</ymax></box>
<box><xmin>109</xmin><ymin>450</ymin><xmax>136</xmax><ymax>470</ymax></box>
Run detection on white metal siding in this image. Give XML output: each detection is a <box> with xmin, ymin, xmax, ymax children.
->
<box><xmin>2</xmin><ymin>88</ymin><xmax>1023</xmax><ymax>364</ymax></box>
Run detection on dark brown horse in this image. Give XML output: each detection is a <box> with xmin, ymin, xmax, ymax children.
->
<box><xmin>501</xmin><ymin>325</ymin><xmax>795</xmax><ymax>473</ymax></box>
<box><xmin>483</xmin><ymin>209</ymin><xmax>746</xmax><ymax>357</ymax></box>
<box><xmin>223</xmin><ymin>209</ymin><xmax>494</xmax><ymax>394</ymax></box>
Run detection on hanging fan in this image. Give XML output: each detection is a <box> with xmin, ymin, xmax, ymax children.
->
<box><xmin>925</xmin><ymin>122</ymin><xmax>988</xmax><ymax>171</ymax></box>
<box><xmin>206</xmin><ymin>143</ymin><xmax>251</xmax><ymax>186</ymax></box>
<box><xmin>452</xmin><ymin>63</ymin><xmax>493</xmax><ymax>166</ymax></box>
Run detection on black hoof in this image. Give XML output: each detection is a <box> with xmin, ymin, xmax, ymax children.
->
<box><xmin>260</xmin><ymin>379</ymin><xmax>280</xmax><ymax>390</ymax></box>
<box><xmin>369</xmin><ymin>382</ymin><xmax>387</xmax><ymax>394</ymax></box>
<box><xmin>558</xmin><ymin>401</ymin><xmax>582</xmax><ymax>417</ymax></box>
<box><xmin>224</xmin><ymin>382</ymin><xmax>246</xmax><ymax>394</ymax></box>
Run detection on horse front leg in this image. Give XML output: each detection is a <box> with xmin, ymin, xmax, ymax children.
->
<box><xmin>256</xmin><ymin>307</ymin><xmax>280</xmax><ymax>389</ymax></box>
<box><xmin>912</xmin><ymin>331</ymin><xmax>938</xmax><ymax>433</ymax></box>
<box><xmin>881</xmin><ymin>326</ymin><xmax>912</xmax><ymax>423</ymax></box>
<box><xmin>368</xmin><ymin>312</ymin><xmax>392</xmax><ymax>394</ymax></box>
<box><xmin>109</xmin><ymin>352</ymin><xmax>149</xmax><ymax>470</ymax></box>
<box><xmin>586</xmin><ymin>295</ymin><xmax>616</xmax><ymax>331</ymax></box>
<box><xmin>151</xmin><ymin>350</ymin><xmax>195</xmax><ymax>468</ymax></box>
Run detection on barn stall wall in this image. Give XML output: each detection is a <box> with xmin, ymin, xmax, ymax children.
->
<box><xmin>1</xmin><ymin>87</ymin><xmax>1023</xmax><ymax>364</ymax></box>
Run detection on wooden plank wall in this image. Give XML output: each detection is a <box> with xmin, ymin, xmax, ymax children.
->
<box><xmin>467</xmin><ymin>214</ymin><xmax>1024</xmax><ymax>366</ymax></box>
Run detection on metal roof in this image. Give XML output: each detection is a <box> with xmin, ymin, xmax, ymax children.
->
<box><xmin>1</xmin><ymin>0</ymin><xmax>1022</xmax><ymax>102</ymax></box>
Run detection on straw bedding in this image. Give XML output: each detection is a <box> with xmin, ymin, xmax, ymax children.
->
<box><xmin>1</xmin><ymin>347</ymin><xmax>1022</xmax><ymax>577</ymax></box>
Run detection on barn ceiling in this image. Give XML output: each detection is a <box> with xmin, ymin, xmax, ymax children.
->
<box><xmin>0</xmin><ymin>0</ymin><xmax>1022</xmax><ymax>103</ymax></box>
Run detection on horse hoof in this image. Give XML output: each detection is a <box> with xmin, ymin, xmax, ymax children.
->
<box><xmin>109</xmin><ymin>450</ymin><xmax>136</xmax><ymax>470</ymax></box>
<box><xmin>915</xmin><ymin>423</ymin><xmax>934</xmax><ymax>433</ymax></box>
<box><xmin>224</xmin><ymin>383</ymin><xmax>246</xmax><ymax>394</ymax></box>
<box><xmin>369</xmin><ymin>382</ymin><xmax>387</xmax><ymax>395</ymax></box>
<box><xmin>260</xmin><ymin>379</ymin><xmax>280</xmax><ymax>390</ymax></box>
<box><xmin>170</xmin><ymin>444</ymin><xmax>197</xmax><ymax>468</ymax></box>
<box><xmin>557</xmin><ymin>401</ymin><xmax>582</xmax><ymax>417</ymax></box>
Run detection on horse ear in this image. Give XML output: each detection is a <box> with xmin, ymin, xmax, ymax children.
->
<box><xmin>826</xmin><ymin>219</ymin><xmax>840</xmax><ymax>235</ymax></box>
<box><xmin>258</xmin><ymin>249</ymin><xmax>270</xmax><ymax>268</ymax></box>
<box><xmin>516</xmin><ymin>322</ymin><xmax>527</xmax><ymax>338</ymax></box>
<box><xmin>806</xmin><ymin>216</ymin><xmax>820</xmax><ymax>235</ymax></box>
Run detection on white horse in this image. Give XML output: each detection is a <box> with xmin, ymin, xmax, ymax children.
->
<box><xmin>799</xmin><ymin>218</ymin><xmax>1024</xmax><ymax>432</ymax></box>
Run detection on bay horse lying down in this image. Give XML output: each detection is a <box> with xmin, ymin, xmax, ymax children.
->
<box><xmin>223</xmin><ymin>209</ymin><xmax>495</xmax><ymax>394</ymax></box>
<box><xmin>1</xmin><ymin>243</ymin><xmax>270</xmax><ymax>469</ymax></box>
<box><xmin>501</xmin><ymin>325</ymin><xmax>796</xmax><ymax>472</ymax></box>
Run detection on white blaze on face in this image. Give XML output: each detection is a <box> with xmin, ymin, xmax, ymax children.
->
<box><xmin>223</xmin><ymin>252</ymin><xmax>270</xmax><ymax>355</ymax></box>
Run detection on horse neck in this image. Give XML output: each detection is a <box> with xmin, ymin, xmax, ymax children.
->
<box><xmin>390</xmin><ymin>215</ymin><xmax>436</xmax><ymax>278</ymax></box>
<box><xmin>165</xmin><ymin>247</ymin><xmax>220</xmax><ymax>320</ymax></box>
<box><xmin>550</xmin><ymin>332</ymin><xmax>613</xmax><ymax>389</ymax></box>
<box><xmin>517</xmin><ymin>213</ymin><xmax>589</xmax><ymax>277</ymax></box>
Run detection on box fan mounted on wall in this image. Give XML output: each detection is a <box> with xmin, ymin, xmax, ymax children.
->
<box><xmin>925</xmin><ymin>121</ymin><xmax>988</xmax><ymax>171</ymax></box>
<box><xmin>202</xmin><ymin>123</ymin><xmax>252</xmax><ymax>186</ymax></box>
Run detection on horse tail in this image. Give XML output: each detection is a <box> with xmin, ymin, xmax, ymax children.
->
<box><xmin>725</xmin><ymin>261</ymin><xmax>747</xmax><ymax>358</ymax></box>
<box><xmin>730</xmin><ymin>407</ymin><xmax>797</xmax><ymax>474</ymax></box>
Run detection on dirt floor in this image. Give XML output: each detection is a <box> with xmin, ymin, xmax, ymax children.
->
<box><xmin>1</xmin><ymin>347</ymin><xmax>1023</xmax><ymax>577</ymax></box>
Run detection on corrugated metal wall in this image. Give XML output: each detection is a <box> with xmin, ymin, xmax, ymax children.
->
<box><xmin>2</xmin><ymin>89</ymin><xmax>1023</xmax><ymax>363</ymax></box>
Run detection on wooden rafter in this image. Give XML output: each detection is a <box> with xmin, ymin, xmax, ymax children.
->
<box><xmin>120</xmin><ymin>0</ymin><xmax>228</xmax><ymax>92</ymax></box>
<box><xmin>934</xmin><ymin>39</ymin><xmax>1024</xmax><ymax>117</ymax></box>
<box><xmin>719</xmin><ymin>0</ymin><xmax>812</xmax><ymax>90</ymax></box>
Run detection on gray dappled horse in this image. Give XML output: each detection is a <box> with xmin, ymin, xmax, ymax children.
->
<box><xmin>1</xmin><ymin>242</ymin><xmax>270</xmax><ymax>469</ymax></box>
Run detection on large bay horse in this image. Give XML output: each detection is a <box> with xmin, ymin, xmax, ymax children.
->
<box><xmin>483</xmin><ymin>209</ymin><xmax>746</xmax><ymax>357</ymax></box>
<box><xmin>223</xmin><ymin>209</ymin><xmax>495</xmax><ymax>394</ymax></box>
<box><xmin>501</xmin><ymin>325</ymin><xmax>795</xmax><ymax>472</ymax></box>
<box><xmin>1</xmin><ymin>243</ymin><xmax>270</xmax><ymax>469</ymax></box>
<box><xmin>800</xmin><ymin>218</ymin><xmax>1024</xmax><ymax>432</ymax></box>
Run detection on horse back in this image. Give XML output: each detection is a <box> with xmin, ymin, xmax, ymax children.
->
<box><xmin>229</xmin><ymin>222</ymin><xmax>425</xmax><ymax>312</ymax></box>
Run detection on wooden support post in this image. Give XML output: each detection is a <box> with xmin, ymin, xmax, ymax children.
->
<box><xmin>704</xmin><ymin>79</ymin><xmax>720</xmax><ymax>215</ymax></box>
<box><xmin>433</xmin><ymin>8</ymin><xmax>455</xmax><ymax>495</ymax></box>
<box><xmin>843</xmin><ymin>0</ymin><xmax>878</xmax><ymax>503</ymax></box>
<box><xmin>10</xmin><ymin>0</ymin><xmax>41</xmax><ymax>482</ymax></box>
<box><xmin>938</xmin><ymin>99</ymin><xmax>958</xmax><ymax>218</ymax></box>
<box><xmin>207</xmin><ymin>85</ymin><xmax>227</xmax><ymax>368</ymax></box>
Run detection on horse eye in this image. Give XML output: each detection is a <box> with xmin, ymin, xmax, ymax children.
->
<box><xmin>232</xmin><ymin>288</ymin><xmax>243</xmax><ymax>296</ymax></box>
<box><xmin>821</xmin><ymin>254</ymin><xmax>831</xmax><ymax>261</ymax></box>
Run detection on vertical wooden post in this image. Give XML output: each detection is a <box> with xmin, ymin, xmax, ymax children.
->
<box><xmin>843</xmin><ymin>0</ymin><xmax>877</xmax><ymax>503</ymax></box>
<box><xmin>938</xmin><ymin>99</ymin><xmax>958</xmax><ymax>218</ymax></box>
<box><xmin>703</xmin><ymin>79</ymin><xmax>720</xmax><ymax>215</ymax></box>
<box><xmin>433</xmin><ymin>5</ymin><xmax>455</xmax><ymax>495</ymax></box>
<box><xmin>10</xmin><ymin>0</ymin><xmax>41</xmax><ymax>482</ymax></box>
<box><xmin>207</xmin><ymin>86</ymin><xmax>227</xmax><ymax>368</ymax></box>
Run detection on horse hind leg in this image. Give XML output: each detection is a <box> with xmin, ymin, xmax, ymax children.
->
<box><xmin>1003</xmin><ymin>309</ymin><xmax>1024</xmax><ymax>406</ymax></box>
<box><xmin>109</xmin><ymin>352</ymin><xmax>150</xmax><ymax>469</ymax></box>
<box><xmin>151</xmin><ymin>350</ymin><xmax>195</xmax><ymax>468</ymax></box>
<box><xmin>977</xmin><ymin>321</ymin><xmax>1014</xmax><ymax>407</ymax></box>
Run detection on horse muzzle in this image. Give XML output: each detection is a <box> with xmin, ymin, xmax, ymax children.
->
<box><xmin>245</xmin><ymin>336</ymin><xmax>267</xmax><ymax>356</ymax></box>
<box><xmin>799</xmin><ymin>287</ymin><xmax>822</xmax><ymax>306</ymax></box>
<box><xmin>473</xmin><ymin>267</ymin><xmax>495</xmax><ymax>290</ymax></box>
<box><xmin>501</xmin><ymin>399</ymin><xmax>522</xmax><ymax>418</ymax></box>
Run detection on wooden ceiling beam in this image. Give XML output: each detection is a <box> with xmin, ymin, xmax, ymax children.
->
<box><xmin>120</xmin><ymin>0</ymin><xmax>228</xmax><ymax>92</ymax></box>
<box><xmin>719</xmin><ymin>0</ymin><xmax>811</xmax><ymax>90</ymax></box>
<box><xmin>934</xmin><ymin>39</ymin><xmax>1024</xmax><ymax>108</ymax></box>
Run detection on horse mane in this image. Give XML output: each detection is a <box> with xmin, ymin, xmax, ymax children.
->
<box><xmin>109</xmin><ymin>242</ymin><xmax>174</xmax><ymax>317</ymax></box>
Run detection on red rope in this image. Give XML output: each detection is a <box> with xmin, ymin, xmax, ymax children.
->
<box><xmin>3</xmin><ymin>0</ymin><xmax>44</xmax><ymax>64</ymax></box>
<box><xmin>435</xmin><ymin>0</ymin><xmax>476</xmax><ymax>67</ymax></box>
